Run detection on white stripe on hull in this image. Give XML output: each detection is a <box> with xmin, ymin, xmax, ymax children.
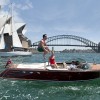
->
<box><xmin>0</xmin><ymin>51</ymin><xmax>32</xmax><ymax>56</ymax></box>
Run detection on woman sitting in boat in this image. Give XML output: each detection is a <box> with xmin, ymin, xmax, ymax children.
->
<box><xmin>49</xmin><ymin>51</ymin><xmax>58</xmax><ymax>68</ymax></box>
<box><xmin>37</xmin><ymin>34</ymin><xmax>51</xmax><ymax>58</ymax></box>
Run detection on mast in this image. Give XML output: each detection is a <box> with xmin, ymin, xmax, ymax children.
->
<box><xmin>0</xmin><ymin>5</ymin><xmax>1</xmax><ymax>12</ymax></box>
<box><xmin>10</xmin><ymin>3</ymin><xmax>22</xmax><ymax>51</ymax></box>
<box><xmin>10</xmin><ymin>3</ymin><xmax>13</xmax><ymax>51</ymax></box>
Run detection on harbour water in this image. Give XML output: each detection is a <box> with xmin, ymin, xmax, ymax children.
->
<box><xmin>0</xmin><ymin>53</ymin><xmax>100</xmax><ymax>100</ymax></box>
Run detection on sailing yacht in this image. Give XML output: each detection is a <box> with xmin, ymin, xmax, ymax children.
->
<box><xmin>0</xmin><ymin>6</ymin><xmax>32</xmax><ymax>57</ymax></box>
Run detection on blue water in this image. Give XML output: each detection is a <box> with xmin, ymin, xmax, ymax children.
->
<box><xmin>0</xmin><ymin>53</ymin><xmax>100</xmax><ymax>100</ymax></box>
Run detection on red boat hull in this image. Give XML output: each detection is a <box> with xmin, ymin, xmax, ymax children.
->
<box><xmin>0</xmin><ymin>68</ymin><xmax>100</xmax><ymax>81</ymax></box>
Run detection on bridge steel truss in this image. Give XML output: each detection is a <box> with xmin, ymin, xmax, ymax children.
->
<box><xmin>32</xmin><ymin>35</ymin><xmax>99</xmax><ymax>52</ymax></box>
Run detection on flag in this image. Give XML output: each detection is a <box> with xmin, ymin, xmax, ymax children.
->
<box><xmin>5</xmin><ymin>58</ymin><xmax>12</xmax><ymax>68</ymax></box>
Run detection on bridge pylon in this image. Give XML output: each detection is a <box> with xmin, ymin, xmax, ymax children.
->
<box><xmin>98</xmin><ymin>42</ymin><xmax>100</xmax><ymax>53</ymax></box>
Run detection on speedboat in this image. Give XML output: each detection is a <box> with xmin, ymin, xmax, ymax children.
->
<box><xmin>0</xmin><ymin>58</ymin><xmax>100</xmax><ymax>82</ymax></box>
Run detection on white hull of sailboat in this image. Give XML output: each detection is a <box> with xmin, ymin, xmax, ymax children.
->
<box><xmin>0</xmin><ymin>51</ymin><xmax>32</xmax><ymax>57</ymax></box>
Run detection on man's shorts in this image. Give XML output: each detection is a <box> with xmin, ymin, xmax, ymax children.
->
<box><xmin>37</xmin><ymin>47</ymin><xmax>44</xmax><ymax>52</ymax></box>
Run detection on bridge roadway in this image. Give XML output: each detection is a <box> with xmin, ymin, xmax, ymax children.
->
<box><xmin>32</xmin><ymin>44</ymin><xmax>98</xmax><ymax>47</ymax></box>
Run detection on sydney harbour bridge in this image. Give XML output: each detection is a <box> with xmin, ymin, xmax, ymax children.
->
<box><xmin>32</xmin><ymin>35</ymin><xmax>100</xmax><ymax>53</ymax></box>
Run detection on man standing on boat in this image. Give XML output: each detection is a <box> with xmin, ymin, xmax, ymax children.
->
<box><xmin>37</xmin><ymin>34</ymin><xmax>51</xmax><ymax>58</ymax></box>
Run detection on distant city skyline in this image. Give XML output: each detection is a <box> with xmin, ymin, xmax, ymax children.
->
<box><xmin>0</xmin><ymin>0</ymin><xmax>100</xmax><ymax>46</ymax></box>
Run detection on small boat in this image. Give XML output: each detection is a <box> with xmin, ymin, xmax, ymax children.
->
<box><xmin>0</xmin><ymin>58</ymin><xmax>100</xmax><ymax>82</ymax></box>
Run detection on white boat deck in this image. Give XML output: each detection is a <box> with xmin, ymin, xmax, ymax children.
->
<box><xmin>17</xmin><ymin>63</ymin><xmax>46</xmax><ymax>69</ymax></box>
<box><xmin>15</xmin><ymin>62</ymin><xmax>69</xmax><ymax>70</ymax></box>
<box><xmin>8</xmin><ymin>62</ymin><xmax>100</xmax><ymax>71</ymax></box>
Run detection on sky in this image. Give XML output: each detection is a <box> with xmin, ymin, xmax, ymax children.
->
<box><xmin>0</xmin><ymin>0</ymin><xmax>100</xmax><ymax>45</ymax></box>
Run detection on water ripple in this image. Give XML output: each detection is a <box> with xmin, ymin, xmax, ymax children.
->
<box><xmin>0</xmin><ymin>53</ymin><xmax>100</xmax><ymax>100</ymax></box>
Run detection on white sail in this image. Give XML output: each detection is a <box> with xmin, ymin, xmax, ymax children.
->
<box><xmin>12</xmin><ymin>18</ymin><xmax>22</xmax><ymax>48</ymax></box>
<box><xmin>0</xmin><ymin>4</ymin><xmax>32</xmax><ymax>57</ymax></box>
<box><xmin>0</xmin><ymin>16</ymin><xmax>8</xmax><ymax>30</ymax></box>
<box><xmin>0</xmin><ymin>27</ymin><xmax>5</xmax><ymax>49</ymax></box>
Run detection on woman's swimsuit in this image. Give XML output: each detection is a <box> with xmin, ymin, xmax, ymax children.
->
<box><xmin>49</xmin><ymin>57</ymin><xmax>56</xmax><ymax>64</ymax></box>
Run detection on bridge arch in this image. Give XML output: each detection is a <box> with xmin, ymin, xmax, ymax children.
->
<box><xmin>33</xmin><ymin>35</ymin><xmax>98</xmax><ymax>52</ymax></box>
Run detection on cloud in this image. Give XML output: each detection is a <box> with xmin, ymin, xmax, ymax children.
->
<box><xmin>0</xmin><ymin>0</ymin><xmax>10</xmax><ymax>5</ymax></box>
<box><xmin>0</xmin><ymin>0</ymin><xmax>33</xmax><ymax>22</ymax></box>
<box><xmin>13</xmin><ymin>0</ymin><xmax>33</xmax><ymax>10</ymax></box>
<box><xmin>12</xmin><ymin>10</ymin><xmax>24</xmax><ymax>22</ymax></box>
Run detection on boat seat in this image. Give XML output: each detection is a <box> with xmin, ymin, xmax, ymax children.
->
<box><xmin>63</xmin><ymin>62</ymin><xmax>68</xmax><ymax>69</ymax></box>
<box><xmin>46</xmin><ymin>66</ymin><xmax>68</xmax><ymax>70</ymax></box>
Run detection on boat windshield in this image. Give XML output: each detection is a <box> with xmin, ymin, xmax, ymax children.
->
<box><xmin>66</xmin><ymin>58</ymin><xmax>86</xmax><ymax>63</ymax></box>
<box><xmin>66</xmin><ymin>58</ymin><xmax>91</xmax><ymax>70</ymax></box>
<box><xmin>81</xmin><ymin>63</ymin><xmax>91</xmax><ymax>70</ymax></box>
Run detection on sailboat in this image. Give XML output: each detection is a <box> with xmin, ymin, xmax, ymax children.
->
<box><xmin>0</xmin><ymin>5</ymin><xmax>32</xmax><ymax>57</ymax></box>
